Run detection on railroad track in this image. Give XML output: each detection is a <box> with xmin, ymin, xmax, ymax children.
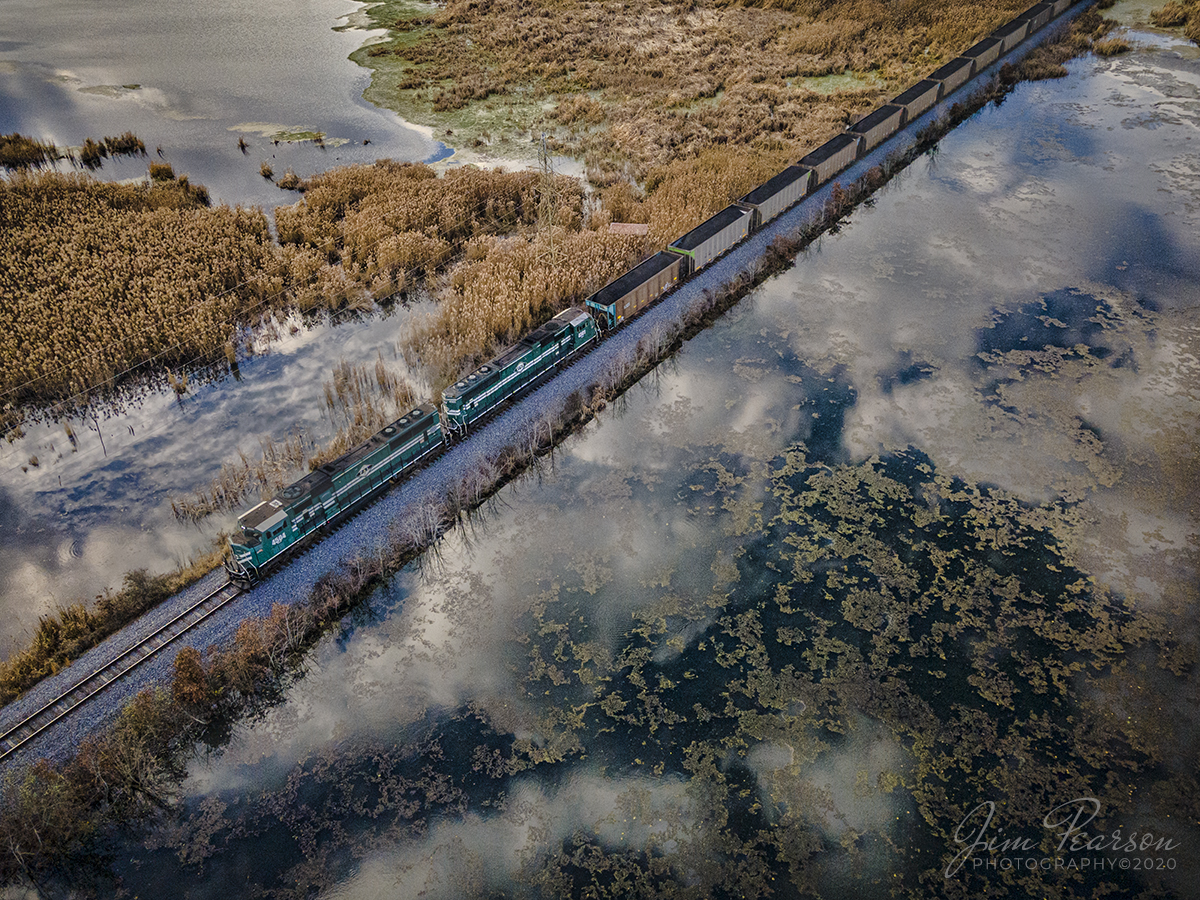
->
<box><xmin>0</xmin><ymin>579</ymin><xmax>242</xmax><ymax>763</ymax></box>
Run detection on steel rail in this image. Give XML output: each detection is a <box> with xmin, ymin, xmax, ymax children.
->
<box><xmin>0</xmin><ymin>580</ymin><xmax>242</xmax><ymax>763</ymax></box>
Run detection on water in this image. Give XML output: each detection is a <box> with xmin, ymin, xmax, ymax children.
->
<box><xmin>0</xmin><ymin>306</ymin><xmax>426</xmax><ymax>651</ymax></box>
<box><xmin>0</xmin><ymin>0</ymin><xmax>440</xmax><ymax>208</ymax></box>
<box><xmin>107</xmin><ymin>27</ymin><xmax>1199</xmax><ymax>900</ymax></box>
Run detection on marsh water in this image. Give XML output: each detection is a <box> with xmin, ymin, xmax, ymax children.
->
<box><xmin>0</xmin><ymin>0</ymin><xmax>443</xmax><ymax>209</ymax></box>
<box><xmin>97</xmin><ymin>22</ymin><xmax>1199</xmax><ymax>900</ymax></box>
<box><xmin>1</xmin><ymin>0</ymin><xmax>1198</xmax><ymax>891</ymax></box>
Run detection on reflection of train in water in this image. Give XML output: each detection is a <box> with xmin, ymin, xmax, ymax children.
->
<box><xmin>227</xmin><ymin>0</ymin><xmax>1078</xmax><ymax>585</ymax></box>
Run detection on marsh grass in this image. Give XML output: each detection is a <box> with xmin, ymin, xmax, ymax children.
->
<box><xmin>364</xmin><ymin>0</ymin><xmax>1032</xmax><ymax>182</ymax></box>
<box><xmin>0</xmin><ymin>169</ymin><xmax>278</xmax><ymax>429</ymax></box>
<box><xmin>1151</xmin><ymin>0</ymin><xmax>1200</xmax><ymax>42</ymax></box>
<box><xmin>0</xmin><ymin>542</ymin><xmax>228</xmax><ymax>706</ymax></box>
<box><xmin>0</xmin><ymin>133</ymin><xmax>59</xmax><ymax>170</ymax></box>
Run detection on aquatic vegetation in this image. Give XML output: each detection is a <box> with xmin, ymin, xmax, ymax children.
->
<box><xmin>0</xmin><ymin>133</ymin><xmax>59</xmax><ymax>170</ymax></box>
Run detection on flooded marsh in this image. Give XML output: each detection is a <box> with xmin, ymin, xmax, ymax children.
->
<box><xmin>98</xmin><ymin>31</ymin><xmax>1200</xmax><ymax>899</ymax></box>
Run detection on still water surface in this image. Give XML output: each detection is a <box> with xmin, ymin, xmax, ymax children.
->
<box><xmin>111</xmin><ymin>28</ymin><xmax>1198</xmax><ymax>900</ymax></box>
<box><xmin>0</xmin><ymin>0</ymin><xmax>440</xmax><ymax>208</ymax></box>
<box><xmin>0</xmin><ymin>0</ymin><xmax>448</xmax><ymax>649</ymax></box>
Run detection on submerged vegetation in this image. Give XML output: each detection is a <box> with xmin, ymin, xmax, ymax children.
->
<box><xmin>3</xmin><ymin>433</ymin><xmax>1192</xmax><ymax>895</ymax></box>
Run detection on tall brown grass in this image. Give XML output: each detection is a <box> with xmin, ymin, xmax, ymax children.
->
<box><xmin>0</xmin><ymin>170</ymin><xmax>283</xmax><ymax>423</ymax></box>
<box><xmin>1151</xmin><ymin>0</ymin><xmax>1200</xmax><ymax>42</ymax></box>
<box><xmin>378</xmin><ymin>0</ymin><xmax>1031</xmax><ymax>182</ymax></box>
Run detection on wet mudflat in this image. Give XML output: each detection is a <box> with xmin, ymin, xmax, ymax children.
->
<box><xmin>104</xmin><ymin>25</ymin><xmax>1199</xmax><ymax>900</ymax></box>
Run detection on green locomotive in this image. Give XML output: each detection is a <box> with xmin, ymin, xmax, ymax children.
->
<box><xmin>227</xmin><ymin>308</ymin><xmax>598</xmax><ymax>584</ymax></box>
<box><xmin>441</xmin><ymin>306</ymin><xmax>597</xmax><ymax>434</ymax></box>
<box><xmin>226</xmin><ymin>403</ymin><xmax>444</xmax><ymax>585</ymax></box>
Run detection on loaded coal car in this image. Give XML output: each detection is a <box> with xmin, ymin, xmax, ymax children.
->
<box><xmin>1049</xmin><ymin>0</ymin><xmax>1073</xmax><ymax>16</ymax></box>
<box><xmin>738</xmin><ymin>166</ymin><xmax>815</xmax><ymax>231</ymax></box>
<box><xmin>961</xmin><ymin>36</ymin><xmax>1002</xmax><ymax>73</ymax></box>
<box><xmin>667</xmin><ymin>204</ymin><xmax>753</xmax><ymax>276</ymax></box>
<box><xmin>442</xmin><ymin>306</ymin><xmax>598</xmax><ymax>433</ymax></box>
<box><xmin>585</xmin><ymin>251</ymin><xmax>683</xmax><ymax>330</ymax></box>
<box><xmin>990</xmin><ymin>18</ymin><xmax>1031</xmax><ymax>54</ymax></box>
<box><xmin>927</xmin><ymin>56</ymin><xmax>975</xmax><ymax>96</ymax></box>
<box><xmin>1014</xmin><ymin>2</ymin><xmax>1054</xmax><ymax>34</ymax></box>
<box><xmin>847</xmin><ymin>104</ymin><xmax>906</xmax><ymax>154</ymax></box>
<box><xmin>227</xmin><ymin>403</ymin><xmax>443</xmax><ymax>584</ymax></box>
<box><xmin>799</xmin><ymin>132</ymin><xmax>863</xmax><ymax>184</ymax></box>
<box><xmin>890</xmin><ymin>79</ymin><xmax>942</xmax><ymax>124</ymax></box>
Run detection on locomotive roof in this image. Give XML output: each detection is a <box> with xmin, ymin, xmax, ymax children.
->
<box><xmin>275</xmin><ymin>468</ymin><xmax>334</xmax><ymax>509</ymax></box>
<box><xmin>670</xmin><ymin>205</ymin><xmax>751</xmax><ymax>252</ymax></box>
<box><xmin>741</xmin><ymin>166</ymin><xmax>811</xmax><ymax>206</ymax></box>
<box><xmin>445</xmin><ymin>308</ymin><xmax>586</xmax><ymax>400</ymax></box>
<box><xmin>316</xmin><ymin>403</ymin><xmax>438</xmax><ymax>478</ymax></box>
<box><xmin>239</xmin><ymin>499</ymin><xmax>287</xmax><ymax>532</ymax></box>
<box><xmin>848</xmin><ymin>104</ymin><xmax>904</xmax><ymax>134</ymax></box>
<box><xmin>799</xmin><ymin>132</ymin><xmax>860</xmax><ymax>167</ymax></box>
<box><xmin>587</xmin><ymin>251</ymin><xmax>680</xmax><ymax>307</ymax></box>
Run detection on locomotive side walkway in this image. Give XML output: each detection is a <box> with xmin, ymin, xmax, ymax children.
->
<box><xmin>0</xmin><ymin>3</ymin><xmax>1094</xmax><ymax>772</ymax></box>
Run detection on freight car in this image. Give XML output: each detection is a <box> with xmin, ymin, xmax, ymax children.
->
<box><xmin>890</xmin><ymin>79</ymin><xmax>942</xmax><ymax>124</ymax></box>
<box><xmin>738</xmin><ymin>166</ymin><xmax>815</xmax><ymax>231</ymax></box>
<box><xmin>668</xmin><ymin>205</ymin><xmax>753</xmax><ymax>276</ymax></box>
<box><xmin>928</xmin><ymin>56</ymin><xmax>975</xmax><ymax>94</ymax></box>
<box><xmin>800</xmin><ymin>133</ymin><xmax>863</xmax><ymax>183</ymax></box>
<box><xmin>991</xmin><ymin>19</ymin><xmax>1031</xmax><ymax>54</ymax></box>
<box><xmin>1015</xmin><ymin>2</ymin><xmax>1054</xmax><ymax>34</ymax></box>
<box><xmin>586</xmin><ymin>251</ymin><xmax>683</xmax><ymax>330</ymax></box>
<box><xmin>962</xmin><ymin>37</ymin><xmax>1002</xmax><ymax>72</ymax></box>
<box><xmin>228</xmin><ymin>0</ymin><xmax>1085</xmax><ymax>585</ymax></box>
<box><xmin>848</xmin><ymin>104</ymin><xmax>906</xmax><ymax>154</ymax></box>
<box><xmin>227</xmin><ymin>403</ymin><xmax>444</xmax><ymax>584</ymax></box>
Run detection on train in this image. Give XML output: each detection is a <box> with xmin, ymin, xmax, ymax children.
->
<box><xmin>226</xmin><ymin>0</ymin><xmax>1079</xmax><ymax>585</ymax></box>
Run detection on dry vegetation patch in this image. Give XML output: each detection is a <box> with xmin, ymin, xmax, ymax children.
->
<box><xmin>369</xmin><ymin>0</ymin><xmax>1030</xmax><ymax>182</ymax></box>
<box><xmin>1151</xmin><ymin>0</ymin><xmax>1200</xmax><ymax>42</ymax></box>
<box><xmin>0</xmin><ymin>170</ymin><xmax>280</xmax><ymax>423</ymax></box>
